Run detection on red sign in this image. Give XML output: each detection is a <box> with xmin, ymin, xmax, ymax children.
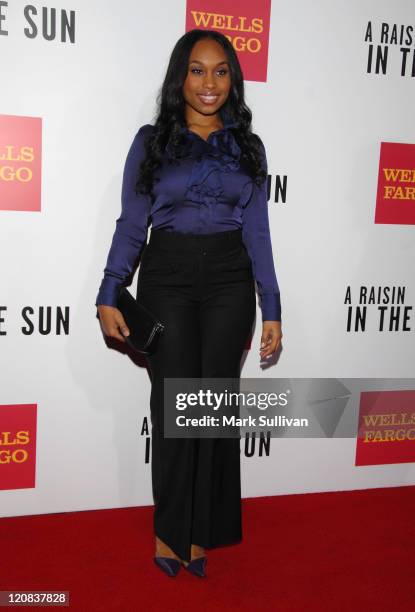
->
<box><xmin>375</xmin><ymin>142</ymin><xmax>415</xmax><ymax>225</ymax></box>
<box><xmin>0</xmin><ymin>114</ymin><xmax>42</xmax><ymax>212</ymax></box>
<box><xmin>355</xmin><ymin>390</ymin><xmax>415</xmax><ymax>466</ymax></box>
<box><xmin>186</xmin><ymin>0</ymin><xmax>271</xmax><ymax>82</ymax></box>
<box><xmin>0</xmin><ymin>404</ymin><xmax>37</xmax><ymax>490</ymax></box>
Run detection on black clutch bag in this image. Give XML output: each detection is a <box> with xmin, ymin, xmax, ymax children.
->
<box><xmin>116</xmin><ymin>287</ymin><xmax>165</xmax><ymax>355</ymax></box>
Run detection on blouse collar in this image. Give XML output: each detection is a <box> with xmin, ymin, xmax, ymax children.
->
<box><xmin>165</xmin><ymin>110</ymin><xmax>240</xmax><ymax>161</ymax></box>
<box><xmin>179</xmin><ymin>109</ymin><xmax>237</xmax><ymax>140</ymax></box>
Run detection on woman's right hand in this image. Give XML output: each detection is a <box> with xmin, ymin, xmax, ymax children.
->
<box><xmin>97</xmin><ymin>305</ymin><xmax>130</xmax><ymax>342</ymax></box>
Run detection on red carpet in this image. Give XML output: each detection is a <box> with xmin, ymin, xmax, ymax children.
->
<box><xmin>1</xmin><ymin>485</ymin><xmax>414</xmax><ymax>611</ymax></box>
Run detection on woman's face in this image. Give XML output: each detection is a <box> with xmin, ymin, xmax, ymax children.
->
<box><xmin>183</xmin><ymin>38</ymin><xmax>231</xmax><ymax>119</ymax></box>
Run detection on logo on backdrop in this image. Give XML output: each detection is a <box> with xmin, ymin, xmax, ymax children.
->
<box><xmin>139</xmin><ymin>416</ymin><xmax>271</xmax><ymax>462</ymax></box>
<box><xmin>0</xmin><ymin>3</ymin><xmax>75</xmax><ymax>43</ymax></box>
<box><xmin>355</xmin><ymin>390</ymin><xmax>415</xmax><ymax>466</ymax></box>
<box><xmin>344</xmin><ymin>285</ymin><xmax>413</xmax><ymax>332</ymax></box>
<box><xmin>375</xmin><ymin>142</ymin><xmax>415</xmax><ymax>225</ymax></box>
<box><xmin>0</xmin><ymin>114</ymin><xmax>42</xmax><ymax>212</ymax></box>
<box><xmin>0</xmin><ymin>404</ymin><xmax>37</xmax><ymax>490</ymax></box>
<box><xmin>364</xmin><ymin>21</ymin><xmax>415</xmax><ymax>77</ymax></box>
<box><xmin>185</xmin><ymin>0</ymin><xmax>271</xmax><ymax>82</ymax></box>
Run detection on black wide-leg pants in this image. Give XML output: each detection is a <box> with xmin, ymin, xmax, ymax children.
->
<box><xmin>136</xmin><ymin>228</ymin><xmax>256</xmax><ymax>562</ymax></box>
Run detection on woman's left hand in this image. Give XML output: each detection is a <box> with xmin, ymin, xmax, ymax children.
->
<box><xmin>260</xmin><ymin>321</ymin><xmax>282</xmax><ymax>359</ymax></box>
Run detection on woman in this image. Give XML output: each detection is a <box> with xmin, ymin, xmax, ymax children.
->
<box><xmin>96</xmin><ymin>29</ymin><xmax>282</xmax><ymax>578</ymax></box>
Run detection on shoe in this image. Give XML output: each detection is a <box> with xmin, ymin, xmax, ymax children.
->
<box><xmin>154</xmin><ymin>556</ymin><xmax>181</xmax><ymax>577</ymax></box>
<box><xmin>182</xmin><ymin>556</ymin><xmax>207</xmax><ymax>578</ymax></box>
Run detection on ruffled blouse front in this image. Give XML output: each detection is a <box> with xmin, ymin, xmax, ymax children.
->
<box><xmin>181</xmin><ymin>126</ymin><xmax>242</xmax><ymax>205</ymax></box>
<box><xmin>95</xmin><ymin>114</ymin><xmax>281</xmax><ymax>322</ymax></box>
<box><xmin>163</xmin><ymin>118</ymin><xmax>244</xmax><ymax>206</ymax></box>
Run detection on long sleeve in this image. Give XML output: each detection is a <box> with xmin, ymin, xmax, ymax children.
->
<box><xmin>241</xmin><ymin>138</ymin><xmax>282</xmax><ymax>322</ymax></box>
<box><xmin>95</xmin><ymin>125</ymin><xmax>152</xmax><ymax>307</ymax></box>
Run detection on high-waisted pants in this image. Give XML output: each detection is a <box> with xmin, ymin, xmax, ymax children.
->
<box><xmin>136</xmin><ymin>227</ymin><xmax>256</xmax><ymax>562</ymax></box>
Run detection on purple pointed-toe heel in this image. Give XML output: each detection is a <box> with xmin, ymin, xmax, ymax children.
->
<box><xmin>154</xmin><ymin>556</ymin><xmax>181</xmax><ymax>577</ymax></box>
<box><xmin>182</xmin><ymin>556</ymin><xmax>207</xmax><ymax>578</ymax></box>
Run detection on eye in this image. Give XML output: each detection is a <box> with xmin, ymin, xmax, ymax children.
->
<box><xmin>189</xmin><ymin>67</ymin><xmax>229</xmax><ymax>76</ymax></box>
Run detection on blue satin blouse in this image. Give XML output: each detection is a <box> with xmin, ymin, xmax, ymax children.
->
<box><xmin>95</xmin><ymin>113</ymin><xmax>281</xmax><ymax>321</ymax></box>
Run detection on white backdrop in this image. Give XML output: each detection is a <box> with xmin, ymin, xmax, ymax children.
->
<box><xmin>1</xmin><ymin>0</ymin><xmax>414</xmax><ymax>517</ymax></box>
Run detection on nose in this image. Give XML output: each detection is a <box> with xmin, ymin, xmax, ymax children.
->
<box><xmin>202</xmin><ymin>71</ymin><xmax>215</xmax><ymax>89</ymax></box>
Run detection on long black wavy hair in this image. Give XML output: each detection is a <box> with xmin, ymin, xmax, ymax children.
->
<box><xmin>135</xmin><ymin>28</ymin><xmax>267</xmax><ymax>198</ymax></box>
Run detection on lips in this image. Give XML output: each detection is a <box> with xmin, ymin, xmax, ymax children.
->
<box><xmin>197</xmin><ymin>94</ymin><xmax>219</xmax><ymax>105</ymax></box>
